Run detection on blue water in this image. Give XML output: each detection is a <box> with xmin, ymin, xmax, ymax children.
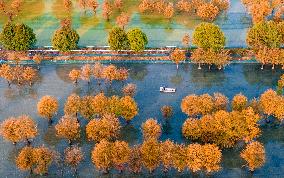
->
<box><xmin>0</xmin><ymin>63</ymin><xmax>284</xmax><ymax>177</ymax></box>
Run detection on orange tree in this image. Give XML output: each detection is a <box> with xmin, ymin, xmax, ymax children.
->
<box><xmin>16</xmin><ymin>146</ymin><xmax>35</xmax><ymax>174</ymax></box>
<box><xmin>128</xmin><ymin>145</ymin><xmax>143</xmax><ymax>174</ymax></box>
<box><xmin>141</xmin><ymin>118</ymin><xmax>162</xmax><ymax>140</ymax></box>
<box><xmin>32</xmin><ymin>146</ymin><xmax>55</xmax><ymax>175</ymax></box>
<box><xmin>160</xmin><ymin>139</ymin><xmax>175</xmax><ymax>172</ymax></box>
<box><xmin>170</xmin><ymin>48</ymin><xmax>186</xmax><ymax>69</ymax></box>
<box><xmin>172</xmin><ymin>143</ymin><xmax>187</xmax><ymax>172</ymax></box>
<box><xmin>69</xmin><ymin>69</ymin><xmax>81</xmax><ymax>84</ymax></box>
<box><xmin>37</xmin><ymin>95</ymin><xmax>59</xmax><ymax>125</ymax></box>
<box><xmin>140</xmin><ymin>138</ymin><xmax>161</xmax><ymax>173</ymax></box>
<box><xmin>86</xmin><ymin>114</ymin><xmax>121</xmax><ymax>143</ymax></box>
<box><xmin>196</xmin><ymin>3</ymin><xmax>219</xmax><ymax>21</ymax></box>
<box><xmin>79</xmin><ymin>95</ymin><xmax>96</xmax><ymax>120</ymax></box>
<box><xmin>0</xmin><ymin>117</ymin><xmax>21</xmax><ymax>144</ymax></box>
<box><xmin>64</xmin><ymin>94</ymin><xmax>81</xmax><ymax>117</ymax></box>
<box><xmin>55</xmin><ymin>115</ymin><xmax>80</xmax><ymax>145</ymax></box>
<box><xmin>91</xmin><ymin>139</ymin><xmax>113</xmax><ymax>173</ymax></box>
<box><xmin>161</xmin><ymin>105</ymin><xmax>173</xmax><ymax>119</ymax></box>
<box><xmin>112</xmin><ymin>140</ymin><xmax>131</xmax><ymax>173</ymax></box>
<box><xmin>240</xmin><ymin>141</ymin><xmax>266</xmax><ymax>172</ymax></box>
<box><xmin>122</xmin><ymin>83</ymin><xmax>137</xmax><ymax>97</ymax></box>
<box><xmin>231</xmin><ymin>93</ymin><xmax>248</xmax><ymax>111</ymax></box>
<box><xmin>119</xmin><ymin>96</ymin><xmax>138</xmax><ymax>123</ymax></box>
<box><xmin>64</xmin><ymin>145</ymin><xmax>84</xmax><ymax>174</ymax></box>
<box><xmin>81</xmin><ymin>64</ymin><xmax>92</xmax><ymax>84</ymax></box>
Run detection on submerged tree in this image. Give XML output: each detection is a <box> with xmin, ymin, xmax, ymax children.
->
<box><xmin>32</xmin><ymin>146</ymin><xmax>55</xmax><ymax>175</ymax></box>
<box><xmin>86</xmin><ymin>114</ymin><xmax>121</xmax><ymax>143</ymax></box>
<box><xmin>161</xmin><ymin>105</ymin><xmax>173</xmax><ymax>119</ymax></box>
<box><xmin>141</xmin><ymin>118</ymin><xmax>162</xmax><ymax>140</ymax></box>
<box><xmin>64</xmin><ymin>94</ymin><xmax>81</xmax><ymax>117</ymax></box>
<box><xmin>69</xmin><ymin>69</ymin><xmax>81</xmax><ymax>84</ymax></box>
<box><xmin>170</xmin><ymin>48</ymin><xmax>186</xmax><ymax>69</ymax></box>
<box><xmin>112</xmin><ymin>140</ymin><xmax>131</xmax><ymax>173</ymax></box>
<box><xmin>160</xmin><ymin>139</ymin><xmax>175</xmax><ymax>172</ymax></box>
<box><xmin>91</xmin><ymin>139</ymin><xmax>113</xmax><ymax>173</ymax></box>
<box><xmin>55</xmin><ymin>115</ymin><xmax>80</xmax><ymax>145</ymax></box>
<box><xmin>37</xmin><ymin>96</ymin><xmax>59</xmax><ymax>125</ymax></box>
<box><xmin>16</xmin><ymin>146</ymin><xmax>35</xmax><ymax>174</ymax></box>
<box><xmin>81</xmin><ymin>64</ymin><xmax>92</xmax><ymax>84</ymax></box>
<box><xmin>231</xmin><ymin>93</ymin><xmax>248</xmax><ymax>111</ymax></box>
<box><xmin>116</xmin><ymin>12</ymin><xmax>130</xmax><ymax>30</ymax></box>
<box><xmin>140</xmin><ymin>138</ymin><xmax>161</xmax><ymax>173</ymax></box>
<box><xmin>120</xmin><ymin>96</ymin><xmax>139</xmax><ymax>123</ymax></box>
<box><xmin>128</xmin><ymin>145</ymin><xmax>143</xmax><ymax>174</ymax></box>
<box><xmin>64</xmin><ymin>145</ymin><xmax>84</xmax><ymax>174</ymax></box>
<box><xmin>0</xmin><ymin>117</ymin><xmax>21</xmax><ymax>145</ymax></box>
<box><xmin>122</xmin><ymin>83</ymin><xmax>137</xmax><ymax>97</ymax></box>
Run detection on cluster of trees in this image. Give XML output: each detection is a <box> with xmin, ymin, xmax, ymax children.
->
<box><xmin>246</xmin><ymin>21</ymin><xmax>284</xmax><ymax>69</ymax></box>
<box><xmin>139</xmin><ymin>0</ymin><xmax>230</xmax><ymax>21</ymax></box>
<box><xmin>108</xmin><ymin>27</ymin><xmax>148</xmax><ymax>51</ymax></box>
<box><xmin>69</xmin><ymin>63</ymin><xmax>129</xmax><ymax>85</ymax></box>
<box><xmin>241</xmin><ymin>0</ymin><xmax>284</xmax><ymax>23</ymax></box>
<box><xmin>91</xmin><ymin>138</ymin><xmax>222</xmax><ymax>174</ymax></box>
<box><xmin>191</xmin><ymin>22</ymin><xmax>231</xmax><ymax>69</ymax></box>
<box><xmin>0</xmin><ymin>115</ymin><xmax>37</xmax><ymax>145</ymax></box>
<box><xmin>0</xmin><ymin>64</ymin><xmax>39</xmax><ymax>86</ymax></box>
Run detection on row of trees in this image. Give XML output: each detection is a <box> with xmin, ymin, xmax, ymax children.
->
<box><xmin>69</xmin><ymin>63</ymin><xmax>129</xmax><ymax>85</ymax></box>
<box><xmin>139</xmin><ymin>0</ymin><xmax>230</xmax><ymax>21</ymax></box>
<box><xmin>0</xmin><ymin>64</ymin><xmax>39</xmax><ymax>86</ymax></box>
<box><xmin>3</xmin><ymin>116</ymin><xmax>265</xmax><ymax>175</ymax></box>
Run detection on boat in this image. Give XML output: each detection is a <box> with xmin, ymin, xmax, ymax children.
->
<box><xmin>160</xmin><ymin>86</ymin><xmax>176</xmax><ymax>93</ymax></box>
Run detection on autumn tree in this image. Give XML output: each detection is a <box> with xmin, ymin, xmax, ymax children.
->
<box><xmin>17</xmin><ymin>115</ymin><xmax>38</xmax><ymax>145</ymax></box>
<box><xmin>81</xmin><ymin>64</ymin><xmax>92</xmax><ymax>84</ymax></box>
<box><xmin>114</xmin><ymin>0</ymin><xmax>123</xmax><ymax>11</ymax></box>
<box><xmin>86</xmin><ymin>114</ymin><xmax>121</xmax><ymax>143</ymax></box>
<box><xmin>186</xmin><ymin>143</ymin><xmax>202</xmax><ymax>172</ymax></box>
<box><xmin>102</xmin><ymin>0</ymin><xmax>112</xmax><ymax>21</ymax></box>
<box><xmin>55</xmin><ymin>115</ymin><xmax>80</xmax><ymax>145</ymax></box>
<box><xmin>0</xmin><ymin>117</ymin><xmax>21</xmax><ymax>144</ymax></box>
<box><xmin>122</xmin><ymin>83</ymin><xmax>137</xmax><ymax>97</ymax></box>
<box><xmin>172</xmin><ymin>143</ymin><xmax>187</xmax><ymax>172</ymax></box>
<box><xmin>246</xmin><ymin>21</ymin><xmax>281</xmax><ymax>49</ymax></box>
<box><xmin>64</xmin><ymin>94</ymin><xmax>81</xmax><ymax>117</ymax></box>
<box><xmin>108</xmin><ymin>27</ymin><xmax>128</xmax><ymax>50</ymax></box>
<box><xmin>231</xmin><ymin>93</ymin><xmax>248</xmax><ymax>111</ymax></box>
<box><xmin>240</xmin><ymin>141</ymin><xmax>266</xmax><ymax>172</ymax></box>
<box><xmin>213</xmin><ymin>92</ymin><xmax>228</xmax><ymax>111</ymax></box>
<box><xmin>102</xmin><ymin>64</ymin><xmax>117</xmax><ymax>83</ymax></box>
<box><xmin>140</xmin><ymin>138</ymin><xmax>161</xmax><ymax>173</ymax></box>
<box><xmin>164</xmin><ymin>2</ymin><xmax>174</xmax><ymax>20</ymax></box>
<box><xmin>141</xmin><ymin>118</ymin><xmax>162</xmax><ymax>140</ymax></box>
<box><xmin>87</xmin><ymin>0</ymin><xmax>99</xmax><ymax>14</ymax></box>
<box><xmin>32</xmin><ymin>146</ymin><xmax>54</xmax><ymax>175</ymax></box>
<box><xmin>80</xmin><ymin>96</ymin><xmax>96</xmax><ymax>120</ymax></box>
<box><xmin>93</xmin><ymin>62</ymin><xmax>104</xmax><ymax>84</ymax></box>
<box><xmin>128</xmin><ymin>146</ymin><xmax>143</xmax><ymax>173</ymax></box>
<box><xmin>170</xmin><ymin>48</ymin><xmax>186</xmax><ymax>69</ymax></box>
<box><xmin>182</xmin><ymin>33</ymin><xmax>190</xmax><ymax>50</ymax></box>
<box><xmin>127</xmin><ymin>28</ymin><xmax>148</xmax><ymax>52</ymax></box>
<box><xmin>197</xmin><ymin>3</ymin><xmax>220</xmax><ymax>21</ymax></box>
<box><xmin>211</xmin><ymin>0</ymin><xmax>230</xmax><ymax>11</ymax></box>
<box><xmin>255</xmin><ymin>47</ymin><xmax>283</xmax><ymax>69</ymax></box>
<box><xmin>37</xmin><ymin>96</ymin><xmax>59</xmax><ymax>125</ymax></box>
<box><xmin>91</xmin><ymin>139</ymin><xmax>113</xmax><ymax>173</ymax></box>
<box><xmin>33</xmin><ymin>54</ymin><xmax>43</xmax><ymax>70</ymax></box>
<box><xmin>0</xmin><ymin>64</ymin><xmax>14</xmax><ymax>86</ymax></box>
<box><xmin>22</xmin><ymin>67</ymin><xmax>38</xmax><ymax>86</ymax></box>
<box><xmin>64</xmin><ymin>145</ymin><xmax>84</xmax><ymax>174</ymax></box>
<box><xmin>92</xmin><ymin>92</ymin><xmax>109</xmax><ymax>116</ymax></box>
<box><xmin>63</xmin><ymin>0</ymin><xmax>73</xmax><ymax>11</ymax></box>
<box><xmin>16</xmin><ymin>146</ymin><xmax>35</xmax><ymax>174</ymax></box>
<box><xmin>112</xmin><ymin>140</ymin><xmax>131</xmax><ymax>173</ymax></box>
<box><xmin>69</xmin><ymin>69</ymin><xmax>81</xmax><ymax>84</ymax></box>
<box><xmin>120</xmin><ymin>96</ymin><xmax>138</xmax><ymax>123</ymax></box>
<box><xmin>160</xmin><ymin>139</ymin><xmax>175</xmax><ymax>172</ymax></box>
<box><xmin>116</xmin><ymin>12</ymin><xmax>130</xmax><ymax>30</ymax></box>
<box><xmin>193</xmin><ymin>22</ymin><xmax>226</xmax><ymax>51</ymax></box>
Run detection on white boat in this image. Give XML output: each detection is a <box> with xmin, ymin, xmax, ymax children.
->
<box><xmin>160</xmin><ymin>86</ymin><xmax>176</xmax><ymax>93</ymax></box>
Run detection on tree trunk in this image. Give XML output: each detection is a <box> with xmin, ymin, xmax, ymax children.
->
<box><xmin>261</xmin><ymin>64</ymin><xmax>264</xmax><ymax>70</ymax></box>
<box><xmin>282</xmin><ymin>65</ymin><xmax>284</xmax><ymax>70</ymax></box>
<box><xmin>26</xmin><ymin>138</ymin><xmax>31</xmax><ymax>146</ymax></box>
<box><xmin>48</xmin><ymin>118</ymin><xmax>53</xmax><ymax>126</ymax></box>
<box><xmin>272</xmin><ymin>64</ymin><xmax>275</xmax><ymax>70</ymax></box>
<box><xmin>176</xmin><ymin>64</ymin><xmax>179</xmax><ymax>70</ymax></box>
<box><xmin>198</xmin><ymin>63</ymin><xmax>201</xmax><ymax>70</ymax></box>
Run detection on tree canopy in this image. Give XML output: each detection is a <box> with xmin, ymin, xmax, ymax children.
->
<box><xmin>52</xmin><ymin>26</ymin><xmax>80</xmax><ymax>52</ymax></box>
<box><xmin>193</xmin><ymin>22</ymin><xmax>226</xmax><ymax>51</ymax></box>
<box><xmin>108</xmin><ymin>27</ymin><xmax>128</xmax><ymax>50</ymax></box>
<box><xmin>127</xmin><ymin>28</ymin><xmax>148</xmax><ymax>52</ymax></box>
<box><xmin>0</xmin><ymin>22</ymin><xmax>36</xmax><ymax>50</ymax></box>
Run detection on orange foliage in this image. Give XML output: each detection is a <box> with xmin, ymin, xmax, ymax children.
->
<box><xmin>119</xmin><ymin>96</ymin><xmax>138</xmax><ymax>122</ymax></box>
<box><xmin>69</xmin><ymin>69</ymin><xmax>81</xmax><ymax>84</ymax></box>
<box><xmin>182</xmin><ymin>33</ymin><xmax>190</xmax><ymax>47</ymax></box>
<box><xmin>37</xmin><ymin>96</ymin><xmax>59</xmax><ymax>123</ymax></box>
<box><xmin>86</xmin><ymin>114</ymin><xmax>121</xmax><ymax>142</ymax></box>
<box><xmin>116</xmin><ymin>12</ymin><xmax>130</xmax><ymax>29</ymax></box>
<box><xmin>128</xmin><ymin>146</ymin><xmax>143</xmax><ymax>173</ymax></box>
<box><xmin>231</xmin><ymin>93</ymin><xmax>248</xmax><ymax>111</ymax></box>
<box><xmin>64</xmin><ymin>94</ymin><xmax>81</xmax><ymax>116</ymax></box>
<box><xmin>161</xmin><ymin>105</ymin><xmax>173</xmax><ymax>119</ymax></box>
<box><xmin>140</xmin><ymin>138</ymin><xmax>160</xmax><ymax>173</ymax></box>
<box><xmin>55</xmin><ymin>115</ymin><xmax>80</xmax><ymax>144</ymax></box>
<box><xmin>160</xmin><ymin>139</ymin><xmax>175</xmax><ymax>172</ymax></box>
<box><xmin>122</xmin><ymin>83</ymin><xmax>137</xmax><ymax>97</ymax></box>
<box><xmin>197</xmin><ymin>3</ymin><xmax>219</xmax><ymax>21</ymax></box>
<box><xmin>240</xmin><ymin>141</ymin><xmax>266</xmax><ymax>172</ymax></box>
<box><xmin>102</xmin><ymin>0</ymin><xmax>112</xmax><ymax>20</ymax></box>
<box><xmin>176</xmin><ymin>0</ymin><xmax>193</xmax><ymax>13</ymax></box>
<box><xmin>81</xmin><ymin>64</ymin><xmax>92</xmax><ymax>83</ymax></box>
<box><xmin>0</xmin><ymin>117</ymin><xmax>21</xmax><ymax>144</ymax></box>
<box><xmin>164</xmin><ymin>2</ymin><xmax>174</xmax><ymax>19</ymax></box>
<box><xmin>16</xmin><ymin>146</ymin><xmax>35</xmax><ymax>172</ymax></box>
<box><xmin>170</xmin><ymin>48</ymin><xmax>186</xmax><ymax>69</ymax></box>
<box><xmin>181</xmin><ymin>94</ymin><xmax>214</xmax><ymax>116</ymax></box>
<box><xmin>172</xmin><ymin>143</ymin><xmax>187</xmax><ymax>172</ymax></box>
<box><xmin>32</xmin><ymin>146</ymin><xmax>54</xmax><ymax>175</ymax></box>
<box><xmin>141</xmin><ymin>118</ymin><xmax>162</xmax><ymax>140</ymax></box>
<box><xmin>112</xmin><ymin>141</ymin><xmax>131</xmax><ymax>172</ymax></box>
<box><xmin>64</xmin><ymin>145</ymin><xmax>84</xmax><ymax>172</ymax></box>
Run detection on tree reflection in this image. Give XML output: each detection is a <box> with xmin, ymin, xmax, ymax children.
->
<box><xmin>170</xmin><ymin>72</ymin><xmax>183</xmax><ymax>86</ymax></box>
<box><xmin>242</xmin><ymin>64</ymin><xmax>282</xmax><ymax>87</ymax></box>
<box><xmin>43</xmin><ymin>126</ymin><xmax>61</xmax><ymax>147</ymax></box>
<box><xmin>128</xmin><ymin>64</ymin><xmax>148</xmax><ymax>81</ymax></box>
<box><xmin>119</xmin><ymin>124</ymin><xmax>139</xmax><ymax>146</ymax></box>
<box><xmin>56</xmin><ymin>64</ymin><xmax>81</xmax><ymax>83</ymax></box>
<box><xmin>189</xmin><ymin>64</ymin><xmax>226</xmax><ymax>88</ymax></box>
